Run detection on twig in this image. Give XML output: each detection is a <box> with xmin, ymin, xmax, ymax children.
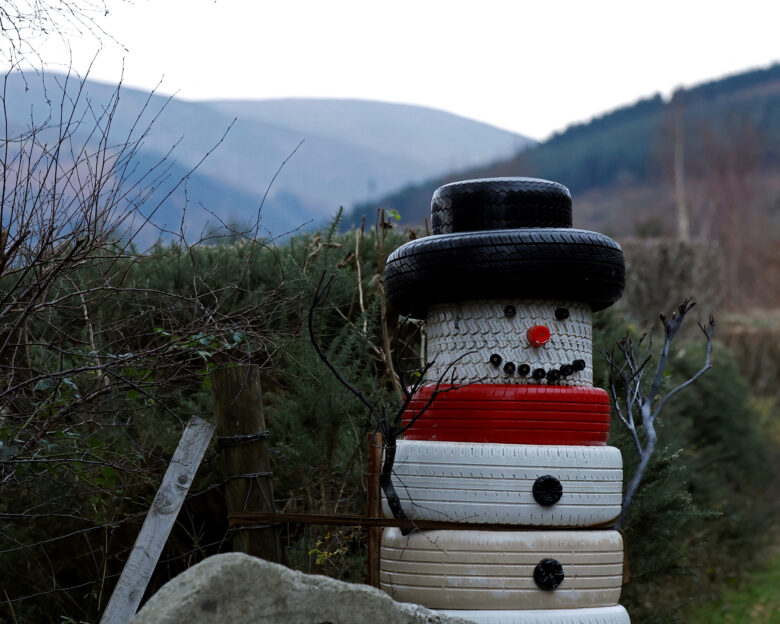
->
<box><xmin>603</xmin><ymin>299</ymin><xmax>715</xmax><ymax>529</ymax></box>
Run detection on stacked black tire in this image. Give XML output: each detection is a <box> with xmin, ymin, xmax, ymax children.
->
<box><xmin>381</xmin><ymin>178</ymin><xmax>630</xmax><ymax>623</ymax></box>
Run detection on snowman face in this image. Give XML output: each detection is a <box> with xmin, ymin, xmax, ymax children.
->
<box><xmin>424</xmin><ymin>299</ymin><xmax>592</xmax><ymax>387</ymax></box>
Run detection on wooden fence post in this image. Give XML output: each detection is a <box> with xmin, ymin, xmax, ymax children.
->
<box><xmin>366</xmin><ymin>432</ymin><xmax>383</xmax><ymax>587</ymax></box>
<box><xmin>100</xmin><ymin>416</ymin><xmax>214</xmax><ymax>624</ymax></box>
<box><xmin>211</xmin><ymin>364</ymin><xmax>283</xmax><ymax>563</ymax></box>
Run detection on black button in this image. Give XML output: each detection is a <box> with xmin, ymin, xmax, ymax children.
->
<box><xmin>504</xmin><ymin>362</ymin><xmax>516</xmax><ymax>374</ymax></box>
<box><xmin>532</xmin><ymin>368</ymin><xmax>546</xmax><ymax>380</ymax></box>
<box><xmin>572</xmin><ymin>359</ymin><xmax>586</xmax><ymax>371</ymax></box>
<box><xmin>504</xmin><ymin>305</ymin><xmax>516</xmax><ymax>318</ymax></box>
<box><xmin>517</xmin><ymin>363</ymin><xmax>530</xmax><ymax>376</ymax></box>
<box><xmin>560</xmin><ymin>364</ymin><xmax>574</xmax><ymax>376</ymax></box>
<box><xmin>547</xmin><ymin>369</ymin><xmax>561</xmax><ymax>383</ymax></box>
<box><xmin>534</xmin><ymin>558</ymin><xmax>565</xmax><ymax>590</ymax></box>
<box><xmin>490</xmin><ymin>354</ymin><xmax>502</xmax><ymax>367</ymax></box>
<box><xmin>554</xmin><ymin>307</ymin><xmax>570</xmax><ymax>321</ymax></box>
<box><xmin>533</xmin><ymin>475</ymin><xmax>563</xmax><ymax>506</ymax></box>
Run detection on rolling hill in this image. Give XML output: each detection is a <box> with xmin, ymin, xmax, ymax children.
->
<box><xmin>0</xmin><ymin>71</ymin><xmax>534</xmax><ymax>240</ymax></box>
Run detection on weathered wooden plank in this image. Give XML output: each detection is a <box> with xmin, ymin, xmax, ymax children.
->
<box><xmin>100</xmin><ymin>416</ymin><xmax>215</xmax><ymax>624</ymax></box>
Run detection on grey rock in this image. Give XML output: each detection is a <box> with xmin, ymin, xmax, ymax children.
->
<box><xmin>131</xmin><ymin>553</ymin><xmax>474</xmax><ymax>624</ymax></box>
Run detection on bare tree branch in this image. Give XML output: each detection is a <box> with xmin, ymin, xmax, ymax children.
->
<box><xmin>0</xmin><ymin>0</ymin><xmax>132</xmax><ymax>65</ymax></box>
<box><xmin>602</xmin><ymin>299</ymin><xmax>715</xmax><ymax>529</ymax></box>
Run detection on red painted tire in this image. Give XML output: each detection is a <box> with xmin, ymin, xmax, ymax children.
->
<box><xmin>402</xmin><ymin>385</ymin><xmax>611</xmax><ymax>445</ymax></box>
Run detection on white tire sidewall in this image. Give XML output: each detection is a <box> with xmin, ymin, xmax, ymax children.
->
<box><xmin>384</xmin><ymin>441</ymin><xmax>622</xmax><ymax>526</ymax></box>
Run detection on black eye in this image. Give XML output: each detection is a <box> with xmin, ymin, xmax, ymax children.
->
<box><xmin>490</xmin><ymin>353</ymin><xmax>502</xmax><ymax>367</ymax></box>
<box><xmin>504</xmin><ymin>305</ymin><xmax>516</xmax><ymax>318</ymax></box>
<box><xmin>555</xmin><ymin>307</ymin><xmax>569</xmax><ymax>321</ymax></box>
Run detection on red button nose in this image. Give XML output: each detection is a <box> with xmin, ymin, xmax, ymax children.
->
<box><xmin>527</xmin><ymin>325</ymin><xmax>551</xmax><ymax>348</ymax></box>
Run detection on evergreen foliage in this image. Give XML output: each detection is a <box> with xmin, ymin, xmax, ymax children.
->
<box><xmin>0</xmin><ymin>223</ymin><xmax>777</xmax><ymax>622</ymax></box>
<box><xmin>594</xmin><ymin>313</ymin><xmax>776</xmax><ymax>623</ymax></box>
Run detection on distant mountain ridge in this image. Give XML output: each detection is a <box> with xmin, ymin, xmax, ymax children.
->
<box><xmin>348</xmin><ymin>63</ymin><xmax>780</xmax><ymax>232</ymax></box>
<box><xmin>0</xmin><ymin>72</ymin><xmax>534</xmax><ymax>240</ymax></box>
<box><xmin>202</xmin><ymin>98</ymin><xmax>534</xmax><ymax>172</ymax></box>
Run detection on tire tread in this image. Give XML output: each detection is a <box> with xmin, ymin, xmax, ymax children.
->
<box><xmin>386</xmin><ymin>229</ymin><xmax>625</xmax><ymax>317</ymax></box>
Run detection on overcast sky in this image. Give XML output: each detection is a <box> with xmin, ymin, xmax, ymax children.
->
<box><xmin>28</xmin><ymin>0</ymin><xmax>780</xmax><ymax>140</ymax></box>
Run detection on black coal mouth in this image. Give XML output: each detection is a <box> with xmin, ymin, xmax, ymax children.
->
<box><xmin>489</xmin><ymin>354</ymin><xmax>586</xmax><ymax>385</ymax></box>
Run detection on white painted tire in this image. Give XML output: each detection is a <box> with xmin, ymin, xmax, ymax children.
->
<box><xmin>436</xmin><ymin>606</ymin><xmax>631</xmax><ymax>624</ymax></box>
<box><xmin>383</xmin><ymin>442</ymin><xmax>622</xmax><ymax>527</ymax></box>
<box><xmin>425</xmin><ymin>299</ymin><xmax>593</xmax><ymax>387</ymax></box>
<box><xmin>380</xmin><ymin>529</ymin><xmax>623</xmax><ymax>610</ymax></box>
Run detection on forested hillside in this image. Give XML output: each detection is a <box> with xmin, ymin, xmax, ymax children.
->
<box><xmin>347</xmin><ymin>63</ymin><xmax>780</xmax><ymax>229</ymax></box>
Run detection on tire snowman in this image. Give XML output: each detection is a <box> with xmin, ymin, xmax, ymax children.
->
<box><xmin>380</xmin><ymin>178</ymin><xmax>630</xmax><ymax>623</ymax></box>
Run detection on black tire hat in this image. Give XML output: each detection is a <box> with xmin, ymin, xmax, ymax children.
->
<box><xmin>431</xmin><ymin>177</ymin><xmax>572</xmax><ymax>234</ymax></box>
<box><xmin>385</xmin><ymin>178</ymin><xmax>625</xmax><ymax>317</ymax></box>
